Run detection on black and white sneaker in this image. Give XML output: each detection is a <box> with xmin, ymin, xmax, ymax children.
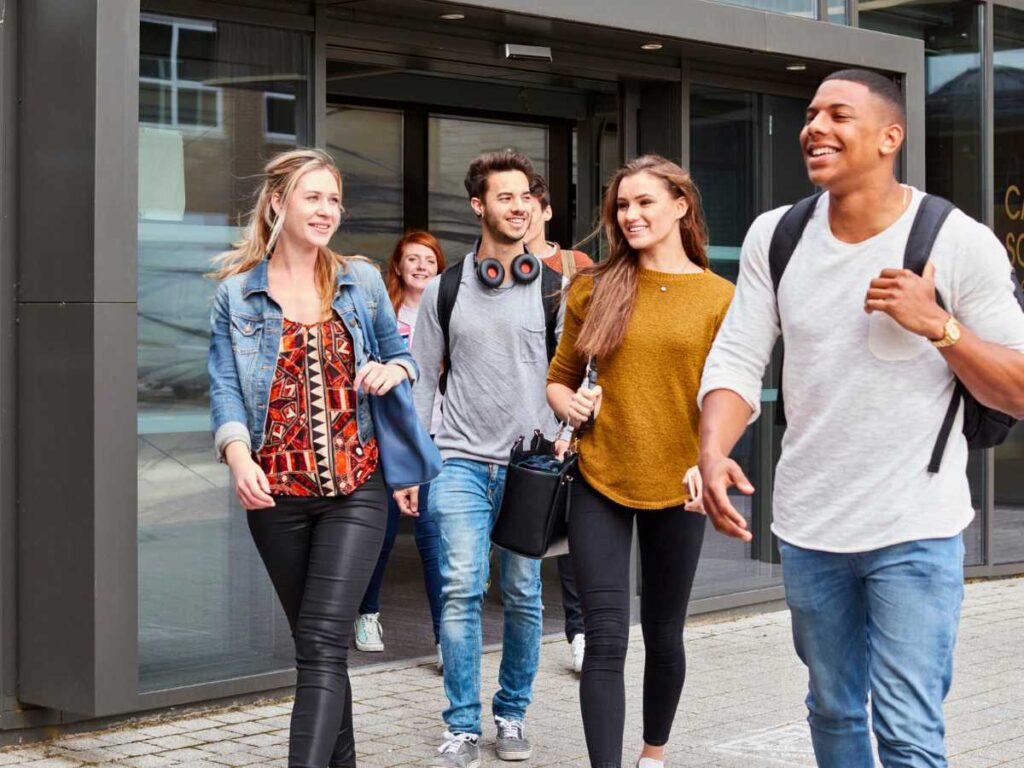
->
<box><xmin>494</xmin><ymin>716</ymin><xmax>532</xmax><ymax>761</ymax></box>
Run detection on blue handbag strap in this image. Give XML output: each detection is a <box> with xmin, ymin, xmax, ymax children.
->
<box><xmin>345</xmin><ymin>280</ymin><xmax>381</xmax><ymax>362</ymax></box>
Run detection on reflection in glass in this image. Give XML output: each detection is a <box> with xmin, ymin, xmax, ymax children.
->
<box><xmin>711</xmin><ymin>0</ymin><xmax>815</xmax><ymax>18</ymax></box>
<box><xmin>326</xmin><ymin>106</ymin><xmax>404</xmax><ymax>266</ymax></box>
<box><xmin>860</xmin><ymin>0</ymin><xmax>983</xmax><ymax>219</ymax></box>
<box><xmin>860</xmin><ymin>0</ymin><xmax>987</xmax><ymax>564</ymax></box>
<box><xmin>993</xmin><ymin>5</ymin><xmax>1024</xmax><ymax>565</ymax></box>
<box><xmin>428</xmin><ymin>116</ymin><xmax>548</xmax><ymax>260</ymax></box>
<box><xmin>137</xmin><ymin>16</ymin><xmax>310</xmax><ymax>692</ymax></box>
<box><xmin>690</xmin><ymin>86</ymin><xmax>782</xmax><ymax>599</ymax></box>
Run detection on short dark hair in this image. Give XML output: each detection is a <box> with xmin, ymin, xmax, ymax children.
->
<box><xmin>529</xmin><ymin>174</ymin><xmax>551</xmax><ymax>209</ymax></box>
<box><xmin>822</xmin><ymin>69</ymin><xmax>906</xmax><ymax>126</ymax></box>
<box><xmin>464</xmin><ymin>150</ymin><xmax>535</xmax><ymax>200</ymax></box>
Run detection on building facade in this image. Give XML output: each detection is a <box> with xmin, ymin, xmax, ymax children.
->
<box><xmin>0</xmin><ymin>0</ymin><xmax>1019</xmax><ymax>732</ymax></box>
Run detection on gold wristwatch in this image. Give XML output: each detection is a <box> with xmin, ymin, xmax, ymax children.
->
<box><xmin>930</xmin><ymin>315</ymin><xmax>962</xmax><ymax>348</ymax></box>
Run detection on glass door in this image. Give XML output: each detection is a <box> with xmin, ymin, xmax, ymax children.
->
<box><xmin>689</xmin><ymin>84</ymin><xmax>813</xmax><ymax>598</ymax></box>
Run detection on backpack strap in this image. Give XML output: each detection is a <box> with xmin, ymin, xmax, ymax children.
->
<box><xmin>436</xmin><ymin>262</ymin><xmax>463</xmax><ymax>396</ymax></box>
<box><xmin>769</xmin><ymin>193</ymin><xmax>822</xmax><ymax>426</ymax></box>
<box><xmin>769</xmin><ymin>193</ymin><xmax>822</xmax><ymax>294</ymax></box>
<box><xmin>900</xmin><ymin>193</ymin><xmax>957</xmax><ymax>473</ymax></box>
<box><xmin>902</xmin><ymin>194</ymin><xmax>955</xmax><ymax>278</ymax></box>
<box><xmin>541</xmin><ymin>264</ymin><xmax>562</xmax><ymax>362</ymax></box>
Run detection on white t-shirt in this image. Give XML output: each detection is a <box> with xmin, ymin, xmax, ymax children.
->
<box><xmin>398</xmin><ymin>303</ymin><xmax>444</xmax><ymax>435</ymax></box>
<box><xmin>698</xmin><ymin>188</ymin><xmax>1024</xmax><ymax>553</ymax></box>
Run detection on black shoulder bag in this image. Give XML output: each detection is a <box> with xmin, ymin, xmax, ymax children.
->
<box><xmin>491</xmin><ymin>360</ymin><xmax>596</xmax><ymax>559</ymax></box>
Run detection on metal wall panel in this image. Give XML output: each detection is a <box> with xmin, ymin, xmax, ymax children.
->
<box><xmin>16</xmin><ymin>0</ymin><xmax>140</xmax><ymax>716</ymax></box>
<box><xmin>0</xmin><ymin>0</ymin><xmax>18</xmax><ymax>718</ymax></box>
<box><xmin>17</xmin><ymin>0</ymin><xmax>97</xmax><ymax>303</ymax></box>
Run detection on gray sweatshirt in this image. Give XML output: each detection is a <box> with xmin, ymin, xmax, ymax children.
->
<box><xmin>412</xmin><ymin>254</ymin><xmax>561</xmax><ymax>465</ymax></box>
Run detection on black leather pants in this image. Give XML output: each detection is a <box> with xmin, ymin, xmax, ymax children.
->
<box><xmin>247</xmin><ymin>473</ymin><xmax>386</xmax><ymax>768</ymax></box>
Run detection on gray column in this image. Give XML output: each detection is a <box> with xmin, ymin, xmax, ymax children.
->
<box><xmin>17</xmin><ymin>0</ymin><xmax>140</xmax><ymax>716</ymax></box>
<box><xmin>0</xmin><ymin>0</ymin><xmax>19</xmax><ymax>720</ymax></box>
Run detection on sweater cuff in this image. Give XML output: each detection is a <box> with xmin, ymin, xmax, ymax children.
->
<box><xmin>214</xmin><ymin>421</ymin><xmax>252</xmax><ymax>463</ymax></box>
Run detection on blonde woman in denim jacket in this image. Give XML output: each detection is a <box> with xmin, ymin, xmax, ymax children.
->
<box><xmin>208</xmin><ymin>149</ymin><xmax>417</xmax><ymax>768</ymax></box>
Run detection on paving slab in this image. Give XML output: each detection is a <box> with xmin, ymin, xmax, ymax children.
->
<box><xmin>0</xmin><ymin>577</ymin><xmax>1020</xmax><ymax>767</ymax></box>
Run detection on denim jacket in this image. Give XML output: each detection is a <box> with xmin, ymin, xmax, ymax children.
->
<box><xmin>208</xmin><ymin>257</ymin><xmax>418</xmax><ymax>461</ymax></box>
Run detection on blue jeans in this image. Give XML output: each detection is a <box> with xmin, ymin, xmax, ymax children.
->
<box><xmin>779</xmin><ymin>535</ymin><xmax>964</xmax><ymax>768</ymax></box>
<box><xmin>358</xmin><ymin>484</ymin><xmax>442</xmax><ymax>643</ymax></box>
<box><xmin>431</xmin><ymin>458</ymin><xmax>543</xmax><ymax>735</ymax></box>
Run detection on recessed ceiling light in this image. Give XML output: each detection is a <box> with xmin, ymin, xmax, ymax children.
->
<box><xmin>440</xmin><ymin>12</ymin><xmax>465</xmax><ymax>20</ymax></box>
<box><xmin>786</xmin><ymin>63</ymin><xmax>807</xmax><ymax>71</ymax></box>
<box><xmin>641</xmin><ymin>42</ymin><xmax>663</xmax><ymax>51</ymax></box>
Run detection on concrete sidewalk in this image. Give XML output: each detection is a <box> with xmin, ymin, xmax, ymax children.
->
<box><xmin>2</xmin><ymin>576</ymin><xmax>1022</xmax><ymax>767</ymax></box>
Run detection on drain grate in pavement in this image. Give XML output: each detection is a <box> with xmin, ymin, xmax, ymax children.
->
<box><xmin>712</xmin><ymin>722</ymin><xmax>818</xmax><ymax>766</ymax></box>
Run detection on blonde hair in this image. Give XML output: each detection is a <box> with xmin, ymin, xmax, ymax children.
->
<box><xmin>211</xmin><ymin>148</ymin><xmax>348</xmax><ymax>318</ymax></box>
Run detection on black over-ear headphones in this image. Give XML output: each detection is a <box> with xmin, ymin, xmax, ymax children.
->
<box><xmin>474</xmin><ymin>240</ymin><xmax>540</xmax><ymax>289</ymax></box>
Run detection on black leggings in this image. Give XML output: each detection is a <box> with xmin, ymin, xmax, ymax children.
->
<box><xmin>568</xmin><ymin>479</ymin><xmax>706</xmax><ymax>768</ymax></box>
<box><xmin>247</xmin><ymin>473</ymin><xmax>387</xmax><ymax>768</ymax></box>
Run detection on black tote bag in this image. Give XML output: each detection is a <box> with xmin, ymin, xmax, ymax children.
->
<box><xmin>491</xmin><ymin>431</ymin><xmax>578</xmax><ymax>558</ymax></box>
<box><xmin>491</xmin><ymin>361</ymin><xmax>597</xmax><ymax>559</ymax></box>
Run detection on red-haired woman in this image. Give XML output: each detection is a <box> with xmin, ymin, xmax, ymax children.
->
<box><xmin>353</xmin><ymin>231</ymin><xmax>447</xmax><ymax>668</ymax></box>
<box><xmin>547</xmin><ymin>155</ymin><xmax>734</xmax><ymax>768</ymax></box>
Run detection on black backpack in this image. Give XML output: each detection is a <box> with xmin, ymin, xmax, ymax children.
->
<box><xmin>769</xmin><ymin>192</ymin><xmax>1022</xmax><ymax>473</ymax></box>
<box><xmin>436</xmin><ymin>261</ymin><xmax>562</xmax><ymax>396</ymax></box>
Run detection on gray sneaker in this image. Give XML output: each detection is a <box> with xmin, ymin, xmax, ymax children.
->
<box><xmin>430</xmin><ymin>731</ymin><xmax>481</xmax><ymax>768</ymax></box>
<box><xmin>494</xmin><ymin>716</ymin><xmax>532</xmax><ymax>761</ymax></box>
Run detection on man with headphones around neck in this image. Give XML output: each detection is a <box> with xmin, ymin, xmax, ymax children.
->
<box><xmin>398</xmin><ymin>150</ymin><xmax>560</xmax><ymax>768</ymax></box>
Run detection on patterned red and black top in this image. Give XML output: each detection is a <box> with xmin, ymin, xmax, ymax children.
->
<box><xmin>257</xmin><ymin>318</ymin><xmax>379</xmax><ymax>496</ymax></box>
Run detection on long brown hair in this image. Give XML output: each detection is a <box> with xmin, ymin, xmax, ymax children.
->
<box><xmin>211</xmin><ymin>148</ymin><xmax>348</xmax><ymax>319</ymax></box>
<box><xmin>574</xmin><ymin>154</ymin><xmax>709</xmax><ymax>359</ymax></box>
<box><xmin>385</xmin><ymin>230</ymin><xmax>448</xmax><ymax>313</ymax></box>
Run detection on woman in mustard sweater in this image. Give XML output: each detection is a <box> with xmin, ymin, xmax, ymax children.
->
<box><xmin>547</xmin><ymin>154</ymin><xmax>734</xmax><ymax>768</ymax></box>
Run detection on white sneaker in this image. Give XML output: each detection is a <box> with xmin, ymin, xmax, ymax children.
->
<box><xmin>436</xmin><ymin>643</ymin><xmax>444</xmax><ymax>672</ymax></box>
<box><xmin>353</xmin><ymin>613</ymin><xmax>384</xmax><ymax>652</ymax></box>
<box><xmin>570</xmin><ymin>633</ymin><xmax>586</xmax><ymax>673</ymax></box>
<box><xmin>636</xmin><ymin>758</ymin><xmax>664</xmax><ymax>768</ymax></box>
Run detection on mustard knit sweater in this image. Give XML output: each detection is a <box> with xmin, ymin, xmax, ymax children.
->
<box><xmin>547</xmin><ymin>268</ymin><xmax>735</xmax><ymax>509</ymax></box>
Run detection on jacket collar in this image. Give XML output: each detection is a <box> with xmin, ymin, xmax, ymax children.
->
<box><xmin>241</xmin><ymin>256</ymin><xmax>359</xmax><ymax>299</ymax></box>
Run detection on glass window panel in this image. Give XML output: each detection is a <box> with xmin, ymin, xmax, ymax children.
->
<box><xmin>326</xmin><ymin>106</ymin><xmax>404</xmax><ymax>266</ymax></box>
<box><xmin>177</xmin><ymin>27</ymin><xmax>217</xmax><ymax>83</ymax></box>
<box><xmin>176</xmin><ymin>87</ymin><xmax>200</xmax><ymax>126</ymax></box>
<box><xmin>200</xmin><ymin>90</ymin><xmax>219</xmax><ymax>128</ymax></box>
<box><xmin>266</xmin><ymin>95</ymin><xmax>296</xmax><ymax>138</ymax></box>
<box><xmin>137</xmin><ymin>16</ymin><xmax>311</xmax><ymax>693</ymax></box>
<box><xmin>711</xmin><ymin>0</ymin><xmax>815</xmax><ymax>18</ymax></box>
<box><xmin>139</xmin><ymin>82</ymin><xmax>172</xmax><ymax>125</ymax></box>
<box><xmin>860</xmin><ymin>0</ymin><xmax>987</xmax><ymax>564</ymax></box>
<box><xmin>140</xmin><ymin>21</ymin><xmax>172</xmax><ymax>80</ymax></box>
<box><xmin>860</xmin><ymin>1</ymin><xmax>983</xmax><ymax>219</ymax></box>
<box><xmin>993</xmin><ymin>5</ymin><xmax>1024</xmax><ymax>566</ymax></box>
<box><xmin>690</xmin><ymin>86</ymin><xmax>783</xmax><ymax>598</ymax></box>
<box><xmin>691</xmin><ymin>86</ymin><xmax>757</xmax><ymax>284</ymax></box>
<box><xmin>428</xmin><ymin>115</ymin><xmax>548</xmax><ymax>261</ymax></box>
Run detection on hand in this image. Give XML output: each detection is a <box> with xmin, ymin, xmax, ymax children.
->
<box><xmin>355</xmin><ymin>361</ymin><xmax>408</xmax><ymax>396</ymax></box>
<box><xmin>698</xmin><ymin>452</ymin><xmax>754</xmax><ymax>541</ymax></box>
<box><xmin>553</xmin><ymin>439</ymin><xmax>570</xmax><ymax>460</ymax></box>
<box><xmin>394</xmin><ymin>486</ymin><xmax>420</xmax><ymax>516</ymax></box>
<box><xmin>683</xmin><ymin>465</ymin><xmax>705</xmax><ymax>514</ymax></box>
<box><xmin>864</xmin><ymin>262</ymin><xmax>949</xmax><ymax>340</ymax></box>
<box><xmin>566</xmin><ymin>384</ymin><xmax>602</xmax><ymax>428</ymax></box>
<box><xmin>226</xmin><ymin>449</ymin><xmax>275</xmax><ymax>510</ymax></box>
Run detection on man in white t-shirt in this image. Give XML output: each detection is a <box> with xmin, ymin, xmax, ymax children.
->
<box><xmin>697</xmin><ymin>69</ymin><xmax>1024</xmax><ymax>767</ymax></box>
